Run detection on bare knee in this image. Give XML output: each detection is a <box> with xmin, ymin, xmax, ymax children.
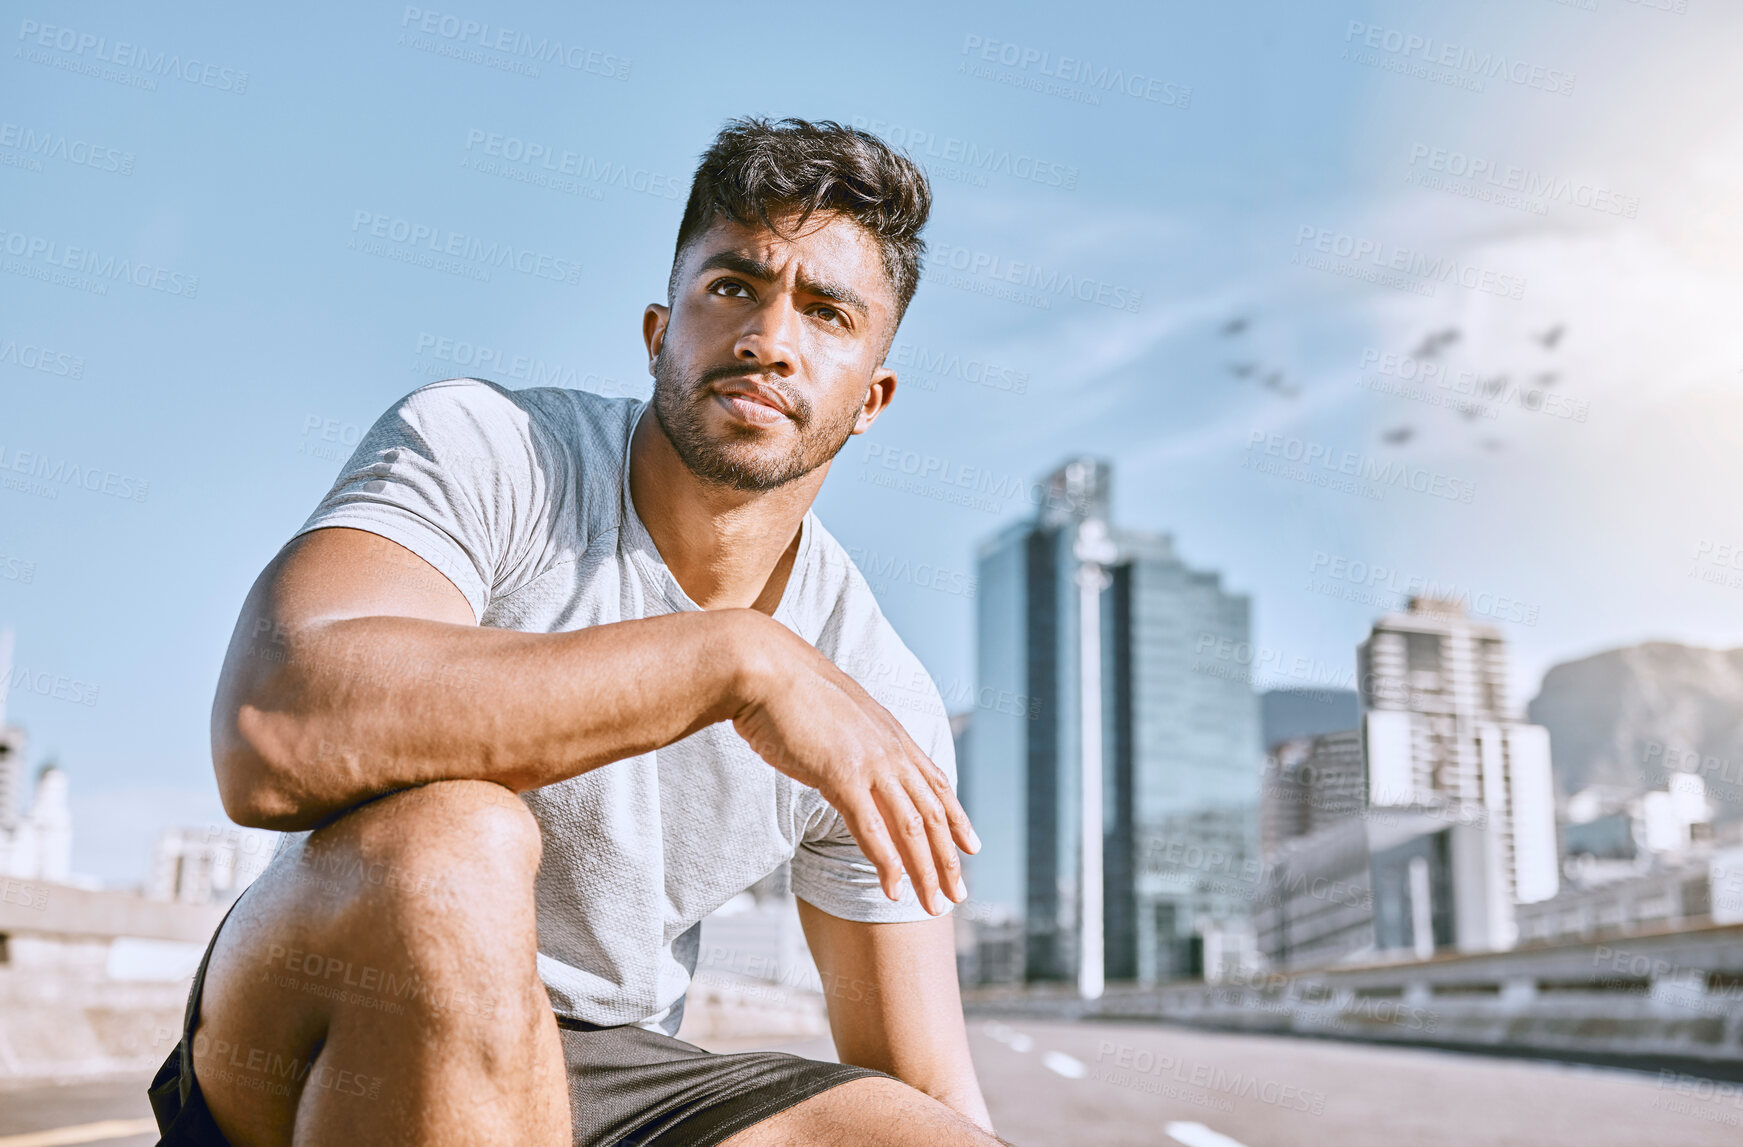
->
<box><xmin>193</xmin><ymin>782</ymin><xmax>561</xmax><ymax>1144</ymax></box>
<box><xmin>296</xmin><ymin>779</ymin><xmax>542</xmax><ymax>914</ymax></box>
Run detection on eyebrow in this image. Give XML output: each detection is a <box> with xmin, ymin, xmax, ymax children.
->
<box><xmin>693</xmin><ymin>250</ymin><xmax>873</xmax><ymax>320</ymax></box>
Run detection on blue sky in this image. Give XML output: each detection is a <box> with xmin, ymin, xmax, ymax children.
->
<box><xmin>5</xmin><ymin>0</ymin><xmax>1742</xmax><ymax>883</ymax></box>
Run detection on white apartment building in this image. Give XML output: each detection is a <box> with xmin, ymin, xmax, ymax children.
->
<box><xmin>1358</xmin><ymin>597</ymin><xmax>1559</xmax><ymax>952</ymax></box>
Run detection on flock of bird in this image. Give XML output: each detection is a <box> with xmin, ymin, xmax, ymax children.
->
<box><xmin>1220</xmin><ymin>315</ymin><xmax>1302</xmax><ymax>398</ymax></box>
<box><xmin>1220</xmin><ymin>315</ymin><xmax>1568</xmax><ymax>452</ymax></box>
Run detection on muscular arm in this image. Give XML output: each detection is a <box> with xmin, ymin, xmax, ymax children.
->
<box><xmin>796</xmin><ymin>897</ymin><xmax>995</xmax><ymax>1135</ymax></box>
<box><xmin>213</xmin><ymin>526</ymin><xmax>757</xmax><ymax>827</ymax></box>
<box><xmin>213</xmin><ymin>527</ymin><xmax>977</xmax><ymax>914</ymax></box>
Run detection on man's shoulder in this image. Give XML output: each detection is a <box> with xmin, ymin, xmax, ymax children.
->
<box><xmin>393</xmin><ymin>376</ymin><xmax>641</xmax><ymax>450</ymax></box>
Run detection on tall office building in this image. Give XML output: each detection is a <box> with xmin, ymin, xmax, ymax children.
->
<box><xmin>966</xmin><ymin>458</ymin><xmax>1261</xmax><ymax>985</ymax></box>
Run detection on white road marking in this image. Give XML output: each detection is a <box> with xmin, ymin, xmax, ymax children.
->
<box><xmin>0</xmin><ymin>1120</ymin><xmax>160</xmax><ymax>1147</ymax></box>
<box><xmin>1164</xmin><ymin>1121</ymin><xmax>1250</xmax><ymax>1147</ymax></box>
<box><xmin>1041</xmin><ymin>1050</ymin><xmax>1087</xmax><ymax>1078</ymax></box>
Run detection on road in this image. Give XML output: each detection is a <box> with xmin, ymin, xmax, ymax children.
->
<box><xmin>0</xmin><ymin>1078</ymin><xmax>158</xmax><ymax>1146</ymax></box>
<box><xmin>3</xmin><ymin>1020</ymin><xmax>1739</xmax><ymax>1146</ymax></box>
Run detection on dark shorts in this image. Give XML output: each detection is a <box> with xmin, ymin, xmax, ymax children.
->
<box><xmin>148</xmin><ymin>903</ymin><xmax>887</xmax><ymax>1146</ymax></box>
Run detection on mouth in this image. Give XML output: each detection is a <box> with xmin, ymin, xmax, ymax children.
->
<box><xmin>712</xmin><ymin>380</ymin><xmax>793</xmax><ymax>426</ymax></box>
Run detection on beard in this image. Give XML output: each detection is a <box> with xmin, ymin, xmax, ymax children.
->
<box><xmin>649</xmin><ymin>349</ymin><xmax>863</xmax><ymax>491</ymax></box>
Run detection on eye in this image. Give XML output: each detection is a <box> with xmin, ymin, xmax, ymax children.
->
<box><xmin>812</xmin><ymin>305</ymin><xmax>846</xmax><ymax>327</ymax></box>
<box><xmin>708</xmin><ymin>278</ymin><xmax>752</xmax><ymax>298</ymax></box>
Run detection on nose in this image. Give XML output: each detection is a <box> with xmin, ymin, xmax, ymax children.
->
<box><xmin>732</xmin><ymin>295</ymin><xmax>800</xmax><ymax>377</ymax></box>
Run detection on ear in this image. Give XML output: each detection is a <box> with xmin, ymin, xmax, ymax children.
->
<box><xmin>642</xmin><ymin>304</ymin><xmax>671</xmax><ymax>376</ymax></box>
<box><xmin>850</xmin><ymin>366</ymin><xmax>897</xmax><ymax>435</ymax></box>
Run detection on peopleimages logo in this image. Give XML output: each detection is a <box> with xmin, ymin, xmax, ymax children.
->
<box><xmin>0</xmin><ymin>335</ymin><xmax>83</xmax><ymax>378</ymax></box>
<box><xmin>0</xmin><ymin>444</ymin><xmax>149</xmax><ymax>502</ymax></box>
<box><xmin>0</xmin><ymin>122</ymin><xmax>135</xmax><ymax>175</ymax></box>
<box><xmin>1308</xmin><ymin>552</ymin><xmax>1540</xmax><ymax>625</ymax></box>
<box><xmin>398</xmin><ymin>7</ymin><xmax>630</xmax><ymax>80</ymax></box>
<box><xmin>0</xmin><ymin>226</ymin><xmax>200</xmax><ymax>298</ymax></box>
<box><xmin>1293</xmin><ymin>225</ymin><xmax>1526</xmax><ymax>301</ymax></box>
<box><xmin>16</xmin><ymin>18</ymin><xmax>250</xmax><ymax>93</ymax></box>
<box><xmin>849</xmin><ymin>116</ymin><xmax>1078</xmax><ymax>190</ymax></box>
<box><xmin>959</xmin><ymin>34</ymin><xmax>1191</xmax><ymax>108</ymax></box>
<box><xmin>461</xmin><ymin>130</ymin><xmax>681</xmax><ymax>199</ymax></box>
<box><xmin>1406</xmin><ymin>144</ymin><xmax>1638</xmax><ymax>218</ymax></box>
<box><xmin>1342</xmin><ymin>21</ymin><xmax>1575</xmax><ymax>96</ymax></box>
<box><xmin>1358</xmin><ymin>348</ymin><xmax>1588</xmax><ymax>424</ymax></box>
<box><xmin>8</xmin><ymin>664</ymin><xmax>100</xmax><ymax>707</ymax></box>
<box><xmin>1244</xmin><ymin>430</ymin><xmax>1477</xmax><ymax>504</ymax></box>
<box><xmin>348</xmin><ymin>211</ymin><xmax>582</xmax><ymax>286</ymax></box>
<box><xmin>885</xmin><ymin>341</ymin><xmax>1028</xmax><ymax>395</ymax></box>
<box><xmin>926</xmin><ymin>242</ymin><xmax>1143</xmax><ymax>313</ymax></box>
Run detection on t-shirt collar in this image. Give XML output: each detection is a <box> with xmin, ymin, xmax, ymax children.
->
<box><xmin>620</xmin><ymin>400</ymin><xmax>812</xmax><ymax>630</ymax></box>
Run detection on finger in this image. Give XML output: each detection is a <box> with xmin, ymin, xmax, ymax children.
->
<box><xmin>872</xmin><ymin>780</ymin><xmax>945</xmax><ymax>916</ymax></box>
<box><xmin>914</xmin><ymin>752</ymin><xmax>981</xmax><ymax>855</ymax></box>
<box><xmin>837</xmin><ymin>793</ymin><xmax>904</xmax><ymax>901</ymax></box>
<box><xmin>873</xmin><ymin>704</ymin><xmax>982</xmax><ymax>858</ymax></box>
<box><xmin>901</xmin><ymin>770</ymin><xmax>966</xmax><ymax>904</ymax></box>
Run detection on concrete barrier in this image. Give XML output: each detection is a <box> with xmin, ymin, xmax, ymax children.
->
<box><xmin>0</xmin><ymin>884</ymin><xmax>223</xmax><ymax>1083</ymax></box>
<box><xmin>964</xmin><ymin>921</ymin><xmax>1743</xmax><ymax>1079</ymax></box>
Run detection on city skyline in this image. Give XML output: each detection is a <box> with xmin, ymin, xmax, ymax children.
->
<box><xmin>3</xmin><ymin>526</ymin><xmax>1734</xmax><ymax>889</ymax></box>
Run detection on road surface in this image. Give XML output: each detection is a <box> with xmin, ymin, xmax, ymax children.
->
<box><xmin>3</xmin><ymin>1019</ymin><xmax>1738</xmax><ymax>1145</ymax></box>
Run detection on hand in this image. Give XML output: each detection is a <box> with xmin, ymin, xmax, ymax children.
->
<box><xmin>729</xmin><ymin>613</ymin><xmax>981</xmax><ymax>915</ymax></box>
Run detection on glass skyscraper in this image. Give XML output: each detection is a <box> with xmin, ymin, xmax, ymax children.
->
<box><xmin>965</xmin><ymin>458</ymin><xmax>1262</xmax><ymax>985</ymax></box>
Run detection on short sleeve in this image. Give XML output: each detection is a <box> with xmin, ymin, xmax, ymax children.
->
<box><xmin>788</xmin><ymin>676</ymin><xmax>959</xmax><ymax>923</ymax></box>
<box><xmin>293</xmin><ymin>378</ymin><xmax>557</xmax><ymax>622</ymax></box>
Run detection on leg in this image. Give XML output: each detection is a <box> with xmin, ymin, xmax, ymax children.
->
<box><xmin>191</xmin><ymin>780</ymin><xmax>567</xmax><ymax>1147</ymax></box>
<box><xmin>720</xmin><ymin>1076</ymin><xmax>1015</xmax><ymax>1147</ymax></box>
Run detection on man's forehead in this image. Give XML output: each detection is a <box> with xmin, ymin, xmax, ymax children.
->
<box><xmin>686</xmin><ymin>213</ymin><xmax>891</xmax><ymax>300</ymax></box>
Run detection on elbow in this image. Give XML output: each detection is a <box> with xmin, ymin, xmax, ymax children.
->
<box><xmin>212</xmin><ymin>706</ymin><xmax>324</xmax><ymax>831</ymax></box>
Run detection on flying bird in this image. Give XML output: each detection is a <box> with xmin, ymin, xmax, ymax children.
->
<box><xmin>1536</xmin><ymin>323</ymin><xmax>1566</xmax><ymax>350</ymax></box>
<box><xmin>1221</xmin><ymin>316</ymin><xmax>1250</xmax><ymax>337</ymax></box>
<box><xmin>1412</xmin><ymin>327</ymin><xmax>1461</xmax><ymax>359</ymax></box>
<box><xmin>1381</xmin><ymin>425</ymin><xmax>1415</xmax><ymax>446</ymax></box>
<box><xmin>1260</xmin><ymin>370</ymin><xmax>1300</xmax><ymax>398</ymax></box>
<box><xmin>1226</xmin><ymin>362</ymin><xmax>1257</xmax><ymax>379</ymax></box>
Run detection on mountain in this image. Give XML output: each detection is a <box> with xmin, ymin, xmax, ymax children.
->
<box><xmin>1527</xmin><ymin>641</ymin><xmax>1743</xmax><ymax>820</ymax></box>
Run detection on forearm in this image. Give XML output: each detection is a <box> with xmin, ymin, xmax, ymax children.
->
<box><xmin>215</xmin><ymin>607</ymin><xmax>766</xmax><ymax>829</ymax></box>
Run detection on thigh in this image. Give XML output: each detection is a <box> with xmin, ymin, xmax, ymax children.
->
<box><xmin>719</xmin><ymin>1076</ymin><xmax>1003</xmax><ymax>1147</ymax></box>
<box><xmin>191</xmin><ymin>780</ymin><xmax>553</xmax><ymax>1147</ymax></box>
<box><xmin>189</xmin><ymin>832</ymin><xmax>359</xmax><ymax>1147</ymax></box>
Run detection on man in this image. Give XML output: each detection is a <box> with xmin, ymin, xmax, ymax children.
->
<box><xmin>148</xmin><ymin>118</ymin><xmax>1010</xmax><ymax>1146</ymax></box>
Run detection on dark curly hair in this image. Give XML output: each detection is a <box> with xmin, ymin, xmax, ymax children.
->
<box><xmin>668</xmin><ymin>116</ymin><xmax>932</xmax><ymax>330</ymax></box>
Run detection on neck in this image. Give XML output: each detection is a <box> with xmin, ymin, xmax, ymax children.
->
<box><xmin>627</xmin><ymin>405</ymin><xmax>823</xmax><ymax>613</ymax></box>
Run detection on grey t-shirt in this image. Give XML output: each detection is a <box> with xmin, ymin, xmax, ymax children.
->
<box><xmin>289</xmin><ymin>376</ymin><xmax>955</xmax><ymax>1034</ymax></box>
